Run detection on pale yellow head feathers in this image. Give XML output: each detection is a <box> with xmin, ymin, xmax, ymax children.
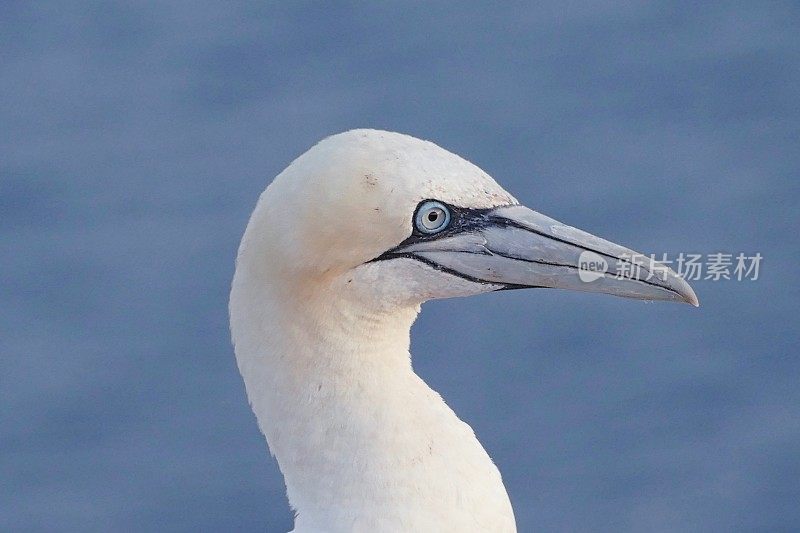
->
<box><xmin>241</xmin><ymin>129</ymin><xmax>516</xmax><ymax>281</ymax></box>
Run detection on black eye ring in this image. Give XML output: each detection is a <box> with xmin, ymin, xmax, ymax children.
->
<box><xmin>415</xmin><ymin>200</ymin><xmax>451</xmax><ymax>234</ymax></box>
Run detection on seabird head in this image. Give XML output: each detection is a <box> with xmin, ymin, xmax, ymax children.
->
<box><xmin>241</xmin><ymin>129</ymin><xmax>698</xmax><ymax>311</ymax></box>
<box><xmin>231</xmin><ymin>129</ymin><xmax>698</xmax><ymax>531</ymax></box>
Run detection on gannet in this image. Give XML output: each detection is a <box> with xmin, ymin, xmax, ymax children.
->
<box><xmin>229</xmin><ymin>129</ymin><xmax>698</xmax><ymax>533</ymax></box>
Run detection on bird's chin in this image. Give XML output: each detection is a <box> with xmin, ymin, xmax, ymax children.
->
<box><xmin>342</xmin><ymin>259</ymin><xmax>500</xmax><ymax>310</ymax></box>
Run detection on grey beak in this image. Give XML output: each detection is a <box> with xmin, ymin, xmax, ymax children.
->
<box><xmin>387</xmin><ymin>204</ymin><xmax>699</xmax><ymax>306</ymax></box>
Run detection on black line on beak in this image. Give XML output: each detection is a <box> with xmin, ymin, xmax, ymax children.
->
<box><xmin>382</xmin><ymin>251</ymin><xmax>538</xmax><ymax>290</ymax></box>
<box><xmin>487</xmin><ymin>214</ymin><xmax>657</xmax><ymax>280</ymax></box>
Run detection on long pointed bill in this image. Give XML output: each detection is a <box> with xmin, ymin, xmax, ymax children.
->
<box><xmin>384</xmin><ymin>204</ymin><xmax>699</xmax><ymax>306</ymax></box>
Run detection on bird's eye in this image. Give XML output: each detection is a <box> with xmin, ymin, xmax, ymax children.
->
<box><xmin>415</xmin><ymin>201</ymin><xmax>451</xmax><ymax>234</ymax></box>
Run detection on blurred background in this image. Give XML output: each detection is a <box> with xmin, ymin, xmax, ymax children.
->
<box><xmin>2</xmin><ymin>2</ymin><xmax>799</xmax><ymax>531</ymax></box>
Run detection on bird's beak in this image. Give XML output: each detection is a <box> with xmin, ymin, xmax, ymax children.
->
<box><xmin>383</xmin><ymin>204</ymin><xmax>698</xmax><ymax>306</ymax></box>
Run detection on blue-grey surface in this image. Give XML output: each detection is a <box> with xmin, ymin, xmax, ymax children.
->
<box><xmin>2</xmin><ymin>2</ymin><xmax>799</xmax><ymax>531</ymax></box>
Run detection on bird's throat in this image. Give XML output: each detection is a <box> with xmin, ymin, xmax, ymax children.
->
<box><xmin>230</xmin><ymin>279</ymin><xmax>515</xmax><ymax>531</ymax></box>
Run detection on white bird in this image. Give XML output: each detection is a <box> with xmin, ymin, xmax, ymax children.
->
<box><xmin>230</xmin><ymin>129</ymin><xmax>698</xmax><ymax>532</ymax></box>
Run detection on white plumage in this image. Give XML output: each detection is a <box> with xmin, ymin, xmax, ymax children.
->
<box><xmin>230</xmin><ymin>130</ymin><xmax>697</xmax><ymax>532</ymax></box>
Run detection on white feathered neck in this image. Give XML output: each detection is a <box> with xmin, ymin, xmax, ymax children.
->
<box><xmin>230</xmin><ymin>244</ymin><xmax>516</xmax><ymax>533</ymax></box>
